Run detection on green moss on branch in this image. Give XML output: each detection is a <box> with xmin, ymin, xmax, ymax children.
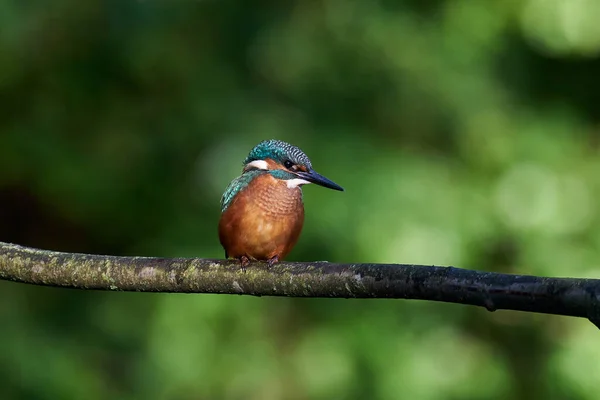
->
<box><xmin>1</xmin><ymin>241</ymin><xmax>600</xmax><ymax>328</ymax></box>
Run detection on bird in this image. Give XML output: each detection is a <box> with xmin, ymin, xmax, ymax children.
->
<box><xmin>218</xmin><ymin>139</ymin><xmax>344</xmax><ymax>268</ymax></box>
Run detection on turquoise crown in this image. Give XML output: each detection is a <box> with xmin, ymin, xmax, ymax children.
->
<box><xmin>244</xmin><ymin>139</ymin><xmax>312</xmax><ymax>168</ymax></box>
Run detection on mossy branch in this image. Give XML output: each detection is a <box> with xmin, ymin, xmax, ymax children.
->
<box><xmin>1</xmin><ymin>241</ymin><xmax>599</xmax><ymax>327</ymax></box>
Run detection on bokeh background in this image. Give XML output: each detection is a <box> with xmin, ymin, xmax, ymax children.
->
<box><xmin>1</xmin><ymin>1</ymin><xmax>600</xmax><ymax>399</ymax></box>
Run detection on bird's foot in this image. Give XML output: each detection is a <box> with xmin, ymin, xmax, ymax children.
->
<box><xmin>267</xmin><ymin>255</ymin><xmax>279</xmax><ymax>268</ymax></box>
<box><xmin>239</xmin><ymin>256</ymin><xmax>250</xmax><ymax>272</ymax></box>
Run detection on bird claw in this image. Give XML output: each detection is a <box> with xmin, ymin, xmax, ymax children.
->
<box><xmin>236</xmin><ymin>255</ymin><xmax>278</xmax><ymax>271</ymax></box>
<box><xmin>239</xmin><ymin>256</ymin><xmax>250</xmax><ymax>272</ymax></box>
<box><xmin>267</xmin><ymin>255</ymin><xmax>279</xmax><ymax>268</ymax></box>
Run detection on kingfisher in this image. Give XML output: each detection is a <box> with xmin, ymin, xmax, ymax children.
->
<box><xmin>218</xmin><ymin>139</ymin><xmax>344</xmax><ymax>268</ymax></box>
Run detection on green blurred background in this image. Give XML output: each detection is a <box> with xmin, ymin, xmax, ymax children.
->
<box><xmin>1</xmin><ymin>1</ymin><xmax>600</xmax><ymax>399</ymax></box>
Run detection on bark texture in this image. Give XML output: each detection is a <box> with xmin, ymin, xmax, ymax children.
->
<box><xmin>1</xmin><ymin>241</ymin><xmax>599</xmax><ymax>327</ymax></box>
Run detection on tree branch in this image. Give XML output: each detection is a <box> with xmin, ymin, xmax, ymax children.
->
<box><xmin>1</xmin><ymin>241</ymin><xmax>599</xmax><ymax>327</ymax></box>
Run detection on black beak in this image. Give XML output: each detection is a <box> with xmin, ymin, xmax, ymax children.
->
<box><xmin>296</xmin><ymin>169</ymin><xmax>344</xmax><ymax>191</ymax></box>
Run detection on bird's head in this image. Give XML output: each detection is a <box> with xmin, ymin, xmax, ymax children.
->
<box><xmin>243</xmin><ymin>139</ymin><xmax>344</xmax><ymax>191</ymax></box>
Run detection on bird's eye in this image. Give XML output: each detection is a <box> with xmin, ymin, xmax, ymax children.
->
<box><xmin>284</xmin><ymin>160</ymin><xmax>294</xmax><ymax>169</ymax></box>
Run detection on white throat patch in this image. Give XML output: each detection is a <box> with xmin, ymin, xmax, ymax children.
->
<box><xmin>286</xmin><ymin>178</ymin><xmax>311</xmax><ymax>188</ymax></box>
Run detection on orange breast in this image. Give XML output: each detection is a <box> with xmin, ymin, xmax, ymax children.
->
<box><xmin>218</xmin><ymin>173</ymin><xmax>305</xmax><ymax>261</ymax></box>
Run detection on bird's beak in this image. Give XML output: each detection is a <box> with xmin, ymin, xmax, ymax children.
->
<box><xmin>296</xmin><ymin>169</ymin><xmax>344</xmax><ymax>191</ymax></box>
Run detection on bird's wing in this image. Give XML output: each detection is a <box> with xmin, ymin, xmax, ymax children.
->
<box><xmin>220</xmin><ymin>170</ymin><xmax>264</xmax><ymax>212</ymax></box>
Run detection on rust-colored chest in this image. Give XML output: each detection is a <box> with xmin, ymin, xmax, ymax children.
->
<box><xmin>218</xmin><ymin>173</ymin><xmax>305</xmax><ymax>261</ymax></box>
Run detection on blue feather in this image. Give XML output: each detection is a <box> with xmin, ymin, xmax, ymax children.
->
<box><xmin>244</xmin><ymin>140</ymin><xmax>312</xmax><ymax>168</ymax></box>
<box><xmin>220</xmin><ymin>170</ymin><xmax>264</xmax><ymax>212</ymax></box>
